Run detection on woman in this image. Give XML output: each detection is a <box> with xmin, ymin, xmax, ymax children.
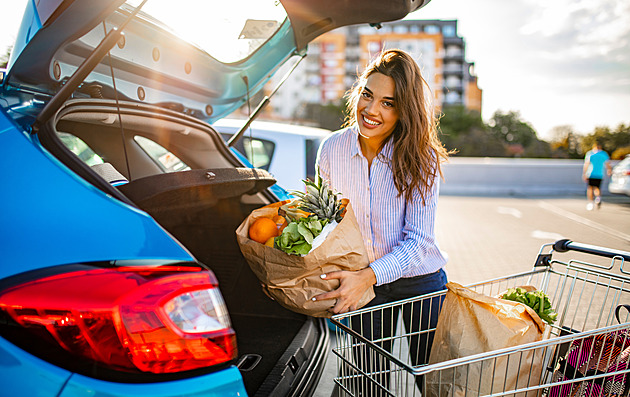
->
<box><xmin>313</xmin><ymin>49</ymin><xmax>450</xmax><ymax>383</ymax></box>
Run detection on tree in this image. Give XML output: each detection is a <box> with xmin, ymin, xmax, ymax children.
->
<box><xmin>488</xmin><ymin>110</ymin><xmax>538</xmax><ymax>148</ymax></box>
<box><xmin>437</xmin><ymin>105</ymin><xmax>505</xmax><ymax>156</ymax></box>
<box><xmin>0</xmin><ymin>45</ymin><xmax>12</xmax><ymax>69</ymax></box>
<box><xmin>580</xmin><ymin>123</ymin><xmax>630</xmax><ymax>159</ymax></box>
<box><xmin>548</xmin><ymin>125</ymin><xmax>582</xmax><ymax>159</ymax></box>
<box><xmin>445</xmin><ymin>126</ymin><xmax>507</xmax><ymax>157</ymax></box>
<box><xmin>488</xmin><ymin>110</ymin><xmax>550</xmax><ymax>157</ymax></box>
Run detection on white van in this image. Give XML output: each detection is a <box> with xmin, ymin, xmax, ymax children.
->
<box><xmin>214</xmin><ymin>119</ymin><xmax>331</xmax><ymax>192</ymax></box>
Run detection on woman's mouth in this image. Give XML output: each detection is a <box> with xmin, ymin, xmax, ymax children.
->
<box><xmin>362</xmin><ymin>115</ymin><xmax>381</xmax><ymax>127</ymax></box>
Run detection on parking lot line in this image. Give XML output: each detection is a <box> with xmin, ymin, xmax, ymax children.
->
<box><xmin>537</xmin><ymin>200</ymin><xmax>630</xmax><ymax>244</ymax></box>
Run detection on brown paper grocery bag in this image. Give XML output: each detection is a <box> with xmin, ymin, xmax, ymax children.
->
<box><xmin>235</xmin><ymin>201</ymin><xmax>375</xmax><ymax>317</ymax></box>
<box><xmin>425</xmin><ymin>282</ymin><xmax>545</xmax><ymax>397</ymax></box>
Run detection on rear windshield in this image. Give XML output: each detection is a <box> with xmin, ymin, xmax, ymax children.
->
<box><xmin>126</xmin><ymin>0</ymin><xmax>288</xmax><ymax>63</ymax></box>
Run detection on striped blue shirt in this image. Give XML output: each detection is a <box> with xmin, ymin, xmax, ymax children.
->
<box><xmin>316</xmin><ymin>126</ymin><xmax>448</xmax><ymax>286</ymax></box>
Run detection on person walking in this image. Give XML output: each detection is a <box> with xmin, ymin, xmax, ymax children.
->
<box><xmin>583</xmin><ymin>142</ymin><xmax>612</xmax><ymax>210</ymax></box>
<box><xmin>312</xmin><ymin>49</ymin><xmax>451</xmax><ymax>392</ymax></box>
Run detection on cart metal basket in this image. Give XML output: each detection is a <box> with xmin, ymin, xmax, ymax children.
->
<box><xmin>331</xmin><ymin>240</ymin><xmax>630</xmax><ymax>396</ymax></box>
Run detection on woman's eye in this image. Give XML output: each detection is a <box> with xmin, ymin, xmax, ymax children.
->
<box><xmin>361</xmin><ymin>91</ymin><xmax>371</xmax><ymax>99</ymax></box>
<box><xmin>383</xmin><ymin>101</ymin><xmax>394</xmax><ymax>108</ymax></box>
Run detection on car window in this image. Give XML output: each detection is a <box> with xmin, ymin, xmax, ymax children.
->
<box><xmin>126</xmin><ymin>0</ymin><xmax>288</xmax><ymax>63</ymax></box>
<box><xmin>243</xmin><ymin>137</ymin><xmax>275</xmax><ymax>171</ymax></box>
<box><xmin>617</xmin><ymin>157</ymin><xmax>630</xmax><ymax>169</ymax></box>
<box><xmin>219</xmin><ymin>132</ymin><xmax>274</xmax><ymax>171</ymax></box>
<box><xmin>305</xmin><ymin>137</ymin><xmax>323</xmax><ymax>182</ymax></box>
<box><xmin>58</xmin><ymin>132</ymin><xmax>105</xmax><ymax>166</ymax></box>
<box><xmin>134</xmin><ymin>136</ymin><xmax>191</xmax><ymax>172</ymax></box>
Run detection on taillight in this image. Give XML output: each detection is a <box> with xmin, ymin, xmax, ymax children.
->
<box><xmin>0</xmin><ymin>266</ymin><xmax>236</xmax><ymax>374</ymax></box>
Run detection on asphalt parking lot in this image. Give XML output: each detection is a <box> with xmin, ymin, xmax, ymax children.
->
<box><xmin>314</xmin><ymin>193</ymin><xmax>630</xmax><ymax>396</ymax></box>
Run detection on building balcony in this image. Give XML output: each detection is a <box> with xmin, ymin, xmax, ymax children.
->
<box><xmin>442</xmin><ymin>65</ymin><xmax>464</xmax><ymax>75</ymax></box>
<box><xmin>443</xmin><ymin>36</ymin><xmax>464</xmax><ymax>46</ymax></box>
<box><xmin>443</xmin><ymin>83</ymin><xmax>463</xmax><ymax>92</ymax></box>
<box><xmin>444</xmin><ymin>52</ymin><xmax>465</xmax><ymax>62</ymax></box>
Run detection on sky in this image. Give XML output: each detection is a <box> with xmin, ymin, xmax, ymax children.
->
<box><xmin>409</xmin><ymin>0</ymin><xmax>630</xmax><ymax>140</ymax></box>
<box><xmin>2</xmin><ymin>0</ymin><xmax>628</xmax><ymax>140</ymax></box>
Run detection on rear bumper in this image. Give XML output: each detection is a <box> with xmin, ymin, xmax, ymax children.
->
<box><xmin>0</xmin><ymin>335</ymin><xmax>247</xmax><ymax>397</ymax></box>
<box><xmin>258</xmin><ymin>317</ymin><xmax>330</xmax><ymax>397</ymax></box>
<box><xmin>59</xmin><ymin>367</ymin><xmax>247</xmax><ymax>397</ymax></box>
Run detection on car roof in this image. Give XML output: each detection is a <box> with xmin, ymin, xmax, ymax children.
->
<box><xmin>213</xmin><ymin>118</ymin><xmax>331</xmax><ymax>138</ymax></box>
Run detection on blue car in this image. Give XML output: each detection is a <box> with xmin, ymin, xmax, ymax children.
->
<box><xmin>0</xmin><ymin>0</ymin><xmax>429</xmax><ymax>395</ymax></box>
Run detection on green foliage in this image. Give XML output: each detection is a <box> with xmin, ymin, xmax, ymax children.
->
<box><xmin>438</xmin><ymin>106</ymin><xmax>551</xmax><ymax>157</ymax></box>
<box><xmin>580</xmin><ymin>123</ymin><xmax>630</xmax><ymax>159</ymax></box>
<box><xmin>438</xmin><ymin>105</ymin><xmax>504</xmax><ymax>157</ymax></box>
<box><xmin>0</xmin><ymin>46</ymin><xmax>12</xmax><ymax>69</ymax></box>
<box><xmin>488</xmin><ymin>110</ymin><xmax>539</xmax><ymax>148</ymax></box>
<box><xmin>275</xmin><ymin>216</ymin><xmax>328</xmax><ymax>256</ymax></box>
<box><xmin>548</xmin><ymin>125</ymin><xmax>583</xmax><ymax>159</ymax></box>
<box><xmin>501</xmin><ymin>287</ymin><xmax>558</xmax><ymax>325</ymax></box>
<box><xmin>438</xmin><ymin>105</ymin><xmax>485</xmax><ymax>138</ymax></box>
<box><xmin>612</xmin><ymin>146</ymin><xmax>630</xmax><ymax>160</ymax></box>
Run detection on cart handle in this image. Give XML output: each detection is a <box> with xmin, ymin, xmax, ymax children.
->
<box><xmin>553</xmin><ymin>239</ymin><xmax>630</xmax><ymax>261</ymax></box>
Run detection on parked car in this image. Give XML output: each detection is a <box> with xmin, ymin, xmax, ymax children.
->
<box><xmin>608</xmin><ymin>155</ymin><xmax>630</xmax><ymax>197</ymax></box>
<box><xmin>214</xmin><ymin>118</ymin><xmax>331</xmax><ymax>192</ymax></box>
<box><xmin>0</xmin><ymin>0</ymin><xmax>430</xmax><ymax>396</ymax></box>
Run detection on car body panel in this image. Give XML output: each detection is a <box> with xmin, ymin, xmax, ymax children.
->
<box><xmin>0</xmin><ymin>336</ymin><xmax>71</xmax><ymax>397</ymax></box>
<box><xmin>59</xmin><ymin>367</ymin><xmax>246</xmax><ymax>397</ymax></box>
<box><xmin>214</xmin><ymin>119</ymin><xmax>330</xmax><ymax>192</ymax></box>
<box><xmin>608</xmin><ymin>156</ymin><xmax>630</xmax><ymax>196</ymax></box>
<box><xmin>0</xmin><ymin>0</ymin><xmax>432</xmax><ymax>395</ymax></box>
<box><xmin>5</xmin><ymin>0</ymin><xmax>430</xmax><ymax>125</ymax></box>
<box><xmin>0</xmin><ymin>108</ymin><xmax>193</xmax><ymax>276</ymax></box>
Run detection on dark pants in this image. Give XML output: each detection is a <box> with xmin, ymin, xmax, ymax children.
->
<box><xmin>348</xmin><ymin>269</ymin><xmax>448</xmax><ymax>395</ymax></box>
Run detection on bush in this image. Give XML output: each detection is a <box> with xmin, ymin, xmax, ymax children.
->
<box><xmin>612</xmin><ymin>146</ymin><xmax>630</xmax><ymax>160</ymax></box>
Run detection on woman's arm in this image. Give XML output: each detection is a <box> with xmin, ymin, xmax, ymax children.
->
<box><xmin>314</xmin><ymin>173</ymin><xmax>444</xmax><ymax>313</ymax></box>
<box><xmin>369</xmin><ymin>176</ymin><xmax>442</xmax><ymax>285</ymax></box>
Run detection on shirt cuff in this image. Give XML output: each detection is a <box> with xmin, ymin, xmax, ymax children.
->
<box><xmin>369</xmin><ymin>255</ymin><xmax>402</xmax><ymax>286</ymax></box>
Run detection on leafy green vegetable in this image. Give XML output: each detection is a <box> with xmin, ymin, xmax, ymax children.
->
<box><xmin>275</xmin><ymin>216</ymin><xmax>329</xmax><ymax>256</ymax></box>
<box><xmin>501</xmin><ymin>287</ymin><xmax>558</xmax><ymax>325</ymax></box>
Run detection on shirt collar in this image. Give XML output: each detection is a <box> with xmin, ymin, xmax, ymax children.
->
<box><xmin>350</xmin><ymin>127</ymin><xmax>362</xmax><ymax>158</ymax></box>
<box><xmin>350</xmin><ymin>126</ymin><xmax>394</xmax><ymax>163</ymax></box>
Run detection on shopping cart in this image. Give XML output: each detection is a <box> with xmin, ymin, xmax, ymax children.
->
<box><xmin>331</xmin><ymin>239</ymin><xmax>630</xmax><ymax>396</ymax></box>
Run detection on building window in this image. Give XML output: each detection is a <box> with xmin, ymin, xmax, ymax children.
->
<box><xmin>443</xmin><ymin>24</ymin><xmax>456</xmax><ymax>37</ymax></box>
<box><xmin>394</xmin><ymin>25</ymin><xmax>407</xmax><ymax>34</ymax></box>
<box><xmin>425</xmin><ymin>25</ymin><xmax>439</xmax><ymax>34</ymax></box>
<box><xmin>368</xmin><ymin>41</ymin><xmax>382</xmax><ymax>54</ymax></box>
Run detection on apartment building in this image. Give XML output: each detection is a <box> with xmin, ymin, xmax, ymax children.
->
<box><xmin>266</xmin><ymin>19</ymin><xmax>482</xmax><ymax>122</ymax></box>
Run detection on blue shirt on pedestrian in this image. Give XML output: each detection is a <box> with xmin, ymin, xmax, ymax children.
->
<box><xmin>316</xmin><ymin>126</ymin><xmax>448</xmax><ymax>286</ymax></box>
<box><xmin>585</xmin><ymin>149</ymin><xmax>610</xmax><ymax>179</ymax></box>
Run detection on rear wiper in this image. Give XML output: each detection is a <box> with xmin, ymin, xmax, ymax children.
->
<box><xmin>32</xmin><ymin>0</ymin><xmax>148</xmax><ymax>133</ymax></box>
<box><xmin>227</xmin><ymin>51</ymin><xmax>306</xmax><ymax>148</ymax></box>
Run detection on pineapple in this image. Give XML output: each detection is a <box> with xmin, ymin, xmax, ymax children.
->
<box><xmin>289</xmin><ymin>174</ymin><xmax>345</xmax><ymax>223</ymax></box>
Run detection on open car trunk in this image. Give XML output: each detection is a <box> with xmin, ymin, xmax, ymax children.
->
<box><xmin>39</xmin><ymin>99</ymin><xmax>329</xmax><ymax>396</ymax></box>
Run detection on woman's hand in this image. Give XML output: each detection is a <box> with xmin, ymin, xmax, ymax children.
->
<box><xmin>313</xmin><ymin>267</ymin><xmax>376</xmax><ymax>314</ymax></box>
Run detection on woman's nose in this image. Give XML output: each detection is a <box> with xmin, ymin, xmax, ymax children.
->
<box><xmin>364</xmin><ymin>99</ymin><xmax>377</xmax><ymax>115</ymax></box>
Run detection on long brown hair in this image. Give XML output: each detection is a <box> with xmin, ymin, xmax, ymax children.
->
<box><xmin>343</xmin><ymin>49</ymin><xmax>449</xmax><ymax>204</ymax></box>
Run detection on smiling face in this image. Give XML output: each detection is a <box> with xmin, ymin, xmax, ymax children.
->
<box><xmin>356</xmin><ymin>72</ymin><xmax>400</xmax><ymax>150</ymax></box>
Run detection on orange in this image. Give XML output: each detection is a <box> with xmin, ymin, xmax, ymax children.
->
<box><xmin>264</xmin><ymin>237</ymin><xmax>275</xmax><ymax>247</ymax></box>
<box><xmin>249</xmin><ymin>217</ymin><xmax>279</xmax><ymax>244</ymax></box>
<box><xmin>272</xmin><ymin>215</ymin><xmax>287</xmax><ymax>230</ymax></box>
